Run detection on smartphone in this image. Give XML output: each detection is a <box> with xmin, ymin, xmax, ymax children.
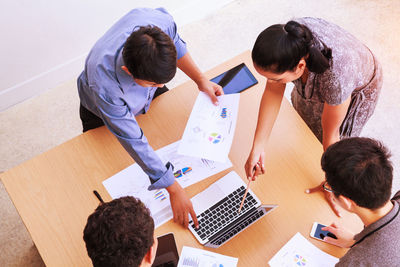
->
<box><xmin>210</xmin><ymin>63</ymin><xmax>258</xmax><ymax>94</ymax></box>
<box><xmin>152</xmin><ymin>233</ymin><xmax>179</xmax><ymax>267</ymax></box>
<box><xmin>310</xmin><ymin>222</ymin><xmax>337</xmax><ymax>242</ymax></box>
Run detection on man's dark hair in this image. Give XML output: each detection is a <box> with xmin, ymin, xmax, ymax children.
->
<box><xmin>252</xmin><ymin>20</ymin><xmax>332</xmax><ymax>74</ymax></box>
<box><xmin>83</xmin><ymin>196</ymin><xmax>154</xmax><ymax>267</ymax></box>
<box><xmin>122</xmin><ymin>25</ymin><xmax>177</xmax><ymax>84</ymax></box>
<box><xmin>321</xmin><ymin>137</ymin><xmax>393</xmax><ymax>210</ymax></box>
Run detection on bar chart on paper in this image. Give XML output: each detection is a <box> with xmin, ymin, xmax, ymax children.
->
<box><xmin>102</xmin><ymin>140</ymin><xmax>232</xmax><ymax>228</ymax></box>
<box><xmin>178</xmin><ymin>246</ymin><xmax>238</xmax><ymax>267</ymax></box>
<box><xmin>157</xmin><ymin>140</ymin><xmax>232</xmax><ymax>188</ymax></box>
<box><xmin>102</xmin><ymin>163</ymin><xmax>172</xmax><ymax>228</ymax></box>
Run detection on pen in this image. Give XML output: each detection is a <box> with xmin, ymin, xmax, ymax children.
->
<box><xmin>238</xmin><ymin>179</ymin><xmax>251</xmax><ymax>213</ymax></box>
<box><xmin>93</xmin><ymin>190</ymin><xmax>105</xmax><ymax>204</ymax></box>
<box><xmin>238</xmin><ymin>162</ymin><xmax>261</xmax><ymax>213</ymax></box>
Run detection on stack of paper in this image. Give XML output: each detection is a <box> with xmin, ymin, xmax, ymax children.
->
<box><xmin>268</xmin><ymin>233</ymin><xmax>339</xmax><ymax>267</ymax></box>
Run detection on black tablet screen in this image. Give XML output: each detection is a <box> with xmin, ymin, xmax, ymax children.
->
<box><xmin>210</xmin><ymin>63</ymin><xmax>258</xmax><ymax>94</ymax></box>
<box><xmin>152</xmin><ymin>233</ymin><xmax>179</xmax><ymax>267</ymax></box>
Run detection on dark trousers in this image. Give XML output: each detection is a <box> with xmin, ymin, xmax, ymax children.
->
<box><xmin>80</xmin><ymin>86</ymin><xmax>169</xmax><ymax>132</ymax></box>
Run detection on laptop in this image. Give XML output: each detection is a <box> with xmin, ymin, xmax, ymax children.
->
<box><xmin>189</xmin><ymin>171</ymin><xmax>277</xmax><ymax>248</ymax></box>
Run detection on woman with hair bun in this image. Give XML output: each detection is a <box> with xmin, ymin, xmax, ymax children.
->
<box><xmin>246</xmin><ymin>18</ymin><xmax>382</xmax><ymax>216</ymax></box>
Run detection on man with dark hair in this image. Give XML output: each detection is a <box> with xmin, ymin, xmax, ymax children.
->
<box><xmin>83</xmin><ymin>196</ymin><xmax>157</xmax><ymax>267</ymax></box>
<box><xmin>78</xmin><ymin>8</ymin><xmax>223</xmax><ymax>228</ymax></box>
<box><xmin>317</xmin><ymin>137</ymin><xmax>400</xmax><ymax>266</ymax></box>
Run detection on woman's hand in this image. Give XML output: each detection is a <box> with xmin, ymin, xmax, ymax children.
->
<box><xmin>245</xmin><ymin>148</ymin><xmax>266</xmax><ymax>181</ymax></box>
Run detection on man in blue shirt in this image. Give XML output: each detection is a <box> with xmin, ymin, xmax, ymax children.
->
<box><xmin>77</xmin><ymin>8</ymin><xmax>223</xmax><ymax>228</ymax></box>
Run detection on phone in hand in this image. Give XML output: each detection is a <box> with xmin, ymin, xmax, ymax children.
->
<box><xmin>310</xmin><ymin>222</ymin><xmax>337</xmax><ymax>242</ymax></box>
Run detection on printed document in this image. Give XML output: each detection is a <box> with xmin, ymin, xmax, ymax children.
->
<box><xmin>178</xmin><ymin>246</ymin><xmax>238</xmax><ymax>267</ymax></box>
<box><xmin>103</xmin><ymin>140</ymin><xmax>232</xmax><ymax>228</ymax></box>
<box><xmin>178</xmin><ymin>92</ymin><xmax>240</xmax><ymax>162</ymax></box>
<box><xmin>268</xmin><ymin>232</ymin><xmax>339</xmax><ymax>267</ymax></box>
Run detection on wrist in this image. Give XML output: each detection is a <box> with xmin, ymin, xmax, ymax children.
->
<box><xmin>193</xmin><ymin>75</ymin><xmax>207</xmax><ymax>87</ymax></box>
<box><xmin>252</xmin><ymin>140</ymin><xmax>265</xmax><ymax>154</ymax></box>
<box><xmin>322</xmin><ymin>131</ymin><xmax>340</xmax><ymax>151</ymax></box>
<box><xmin>166</xmin><ymin>181</ymin><xmax>181</xmax><ymax>194</ymax></box>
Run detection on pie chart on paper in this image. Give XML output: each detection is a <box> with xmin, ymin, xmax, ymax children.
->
<box><xmin>208</xmin><ymin>133</ymin><xmax>223</xmax><ymax>144</ymax></box>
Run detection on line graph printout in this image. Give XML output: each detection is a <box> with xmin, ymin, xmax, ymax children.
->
<box><xmin>178</xmin><ymin>246</ymin><xmax>238</xmax><ymax>267</ymax></box>
<box><xmin>102</xmin><ymin>163</ymin><xmax>172</xmax><ymax>228</ymax></box>
<box><xmin>268</xmin><ymin>233</ymin><xmax>339</xmax><ymax>267</ymax></box>
<box><xmin>178</xmin><ymin>92</ymin><xmax>240</xmax><ymax>163</ymax></box>
<box><xmin>102</xmin><ymin>140</ymin><xmax>232</xmax><ymax>228</ymax></box>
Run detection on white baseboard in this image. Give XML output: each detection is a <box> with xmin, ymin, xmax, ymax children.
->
<box><xmin>0</xmin><ymin>54</ymin><xmax>86</xmax><ymax>111</ymax></box>
<box><xmin>0</xmin><ymin>0</ymin><xmax>234</xmax><ymax>112</ymax></box>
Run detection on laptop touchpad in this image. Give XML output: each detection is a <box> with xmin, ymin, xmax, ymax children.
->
<box><xmin>191</xmin><ymin>184</ymin><xmax>225</xmax><ymax>215</ymax></box>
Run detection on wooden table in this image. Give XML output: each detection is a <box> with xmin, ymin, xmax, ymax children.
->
<box><xmin>1</xmin><ymin>51</ymin><xmax>363</xmax><ymax>266</ymax></box>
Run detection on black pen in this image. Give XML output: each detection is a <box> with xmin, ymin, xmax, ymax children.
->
<box><xmin>93</xmin><ymin>190</ymin><xmax>105</xmax><ymax>204</ymax></box>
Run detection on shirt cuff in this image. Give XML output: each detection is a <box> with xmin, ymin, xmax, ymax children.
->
<box><xmin>148</xmin><ymin>162</ymin><xmax>175</xmax><ymax>190</ymax></box>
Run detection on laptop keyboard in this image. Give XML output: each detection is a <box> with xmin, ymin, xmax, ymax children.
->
<box><xmin>210</xmin><ymin>208</ymin><xmax>265</xmax><ymax>246</ymax></box>
<box><xmin>190</xmin><ymin>186</ymin><xmax>258</xmax><ymax>240</ymax></box>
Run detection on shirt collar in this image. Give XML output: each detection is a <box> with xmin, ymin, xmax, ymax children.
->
<box><xmin>354</xmin><ymin>200</ymin><xmax>400</xmax><ymax>242</ymax></box>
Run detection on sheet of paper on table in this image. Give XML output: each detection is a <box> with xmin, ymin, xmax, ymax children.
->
<box><xmin>178</xmin><ymin>246</ymin><xmax>238</xmax><ymax>267</ymax></box>
<box><xmin>157</xmin><ymin>140</ymin><xmax>232</xmax><ymax>188</ymax></box>
<box><xmin>102</xmin><ymin>140</ymin><xmax>232</xmax><ymax>228</ymax></box>
<box><xmin>268</xmin><ymin>232</ymin><xmax>339</xmax><ymax>267</ymax></box>
<box><xmin>178</xmin><ymin>92</ymin><xmax>240</xmax><ymax>163</ymax></box>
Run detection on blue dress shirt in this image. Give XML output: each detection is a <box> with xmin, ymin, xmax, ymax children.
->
<box><xmin>77</xmin><ymin>8</ymin><xmax>187</xmax><ymax>190</ymax></box>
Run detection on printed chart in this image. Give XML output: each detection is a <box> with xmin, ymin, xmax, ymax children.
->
<box><xmin>157</xmin><ymin>141</ymin><xmax>232</xmax><ymax>188</ymax></box>
<box><xmin>102</xmin><ymin>163</ymin><xmax>172</xmax><ymax>228</ymax></box>
<box><xmin>178</xmin><ymin>92</ymin><xmax>240</xmax><ymax>162</ymax></box>
<box><xmin>178</xmin><ymin>246</ymin><xmax>238</xmax><ymax>267</ymax></box>
<box><xmin>268</xmin><ymin>233</ymin><xmax>339</xmax><ymax>267</ymax></box>
<box><xmin>174</xmin><ymin>167</ymin><xmax>192</xmax><ymax>178</ymax></box>
<box><xmin>102</xmin><ymin>140</ymin><xmax>232</xmax><ymax>227</ymax></box>
<box><xmin>294</xmin><ymin>254</ymin><xmax>307</xmax><ymax>266</ymax></box>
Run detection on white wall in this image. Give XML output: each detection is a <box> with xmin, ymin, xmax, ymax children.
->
<box><xmin>0</xmin><ymin>0</ymin><xmax>233</xmax><ymax>111</ymax></box>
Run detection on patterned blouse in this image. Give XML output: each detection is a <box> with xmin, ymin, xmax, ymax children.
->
<box><xmin>290</xmin><ymin>17</ymin><xmax>382</xmax><ymax>141</ymax></box>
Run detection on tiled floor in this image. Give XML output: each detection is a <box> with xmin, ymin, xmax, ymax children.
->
<box><xmin>1</xmin><ymin>0</ymin><xmax>399</xmax><ymax>265</ymax></box>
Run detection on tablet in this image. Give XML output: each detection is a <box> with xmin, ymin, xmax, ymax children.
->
<box><xmin>210</xmin><ymin>63</ymin><xmax>258</xmax><ymax>94</ymax></box>
<box><xmin>152</xmin><ymin>233</ymin><xmax>179</xmax><ymax>267</ymax></box>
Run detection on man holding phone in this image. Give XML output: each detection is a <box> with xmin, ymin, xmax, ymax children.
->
<box><xmin>77</xmin><ymin>8</ymin><xmax>223</xmax><ymax>228</ymax></box>
<box><xmin>314</xmin><ymin>137</ymin><xmax>400</xmax><ymax>266</ymax></box>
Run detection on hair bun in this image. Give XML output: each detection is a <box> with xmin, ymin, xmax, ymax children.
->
<box><xmin>284</xmin><ymin>21</ymin><xmax>300</xmax><ymax>36</ymax></box>
<box><xmin>284</xmin><ymin>21</ymin><xmax>312</xmax><ymax>46</ymax></box>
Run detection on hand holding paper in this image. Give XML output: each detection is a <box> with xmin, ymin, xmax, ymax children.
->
<box><xmin>178</xmin><ymin>92</ymin><xmax>240</xmax><ymax>162</ymax></box>
<box><xmin>197</xmin><ymin>78</ymin><xmax>224</xmax><ymax>105</ymax></box>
